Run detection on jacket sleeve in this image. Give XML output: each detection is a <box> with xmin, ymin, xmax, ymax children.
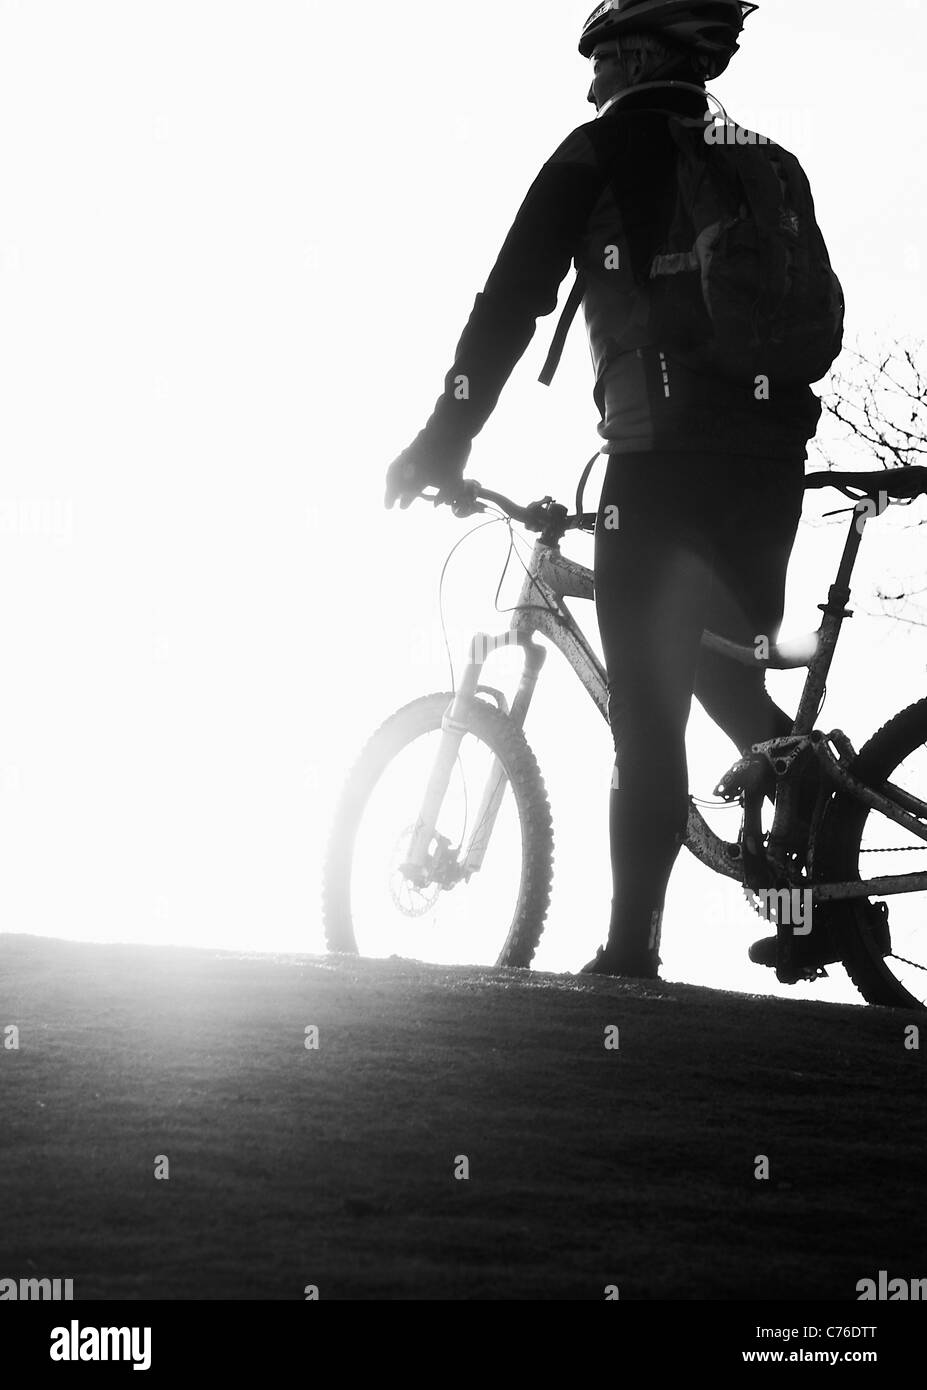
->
<box><xmin>415</xmin><ymin>128</ymin><xmax>608</xmax><ymax>466</ymax></box>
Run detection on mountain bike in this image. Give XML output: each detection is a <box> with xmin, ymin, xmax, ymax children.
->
<box><xmin>323</xmin><ymin>464</ymin><xmax>927</xmax><ymax>1009</ymax></box>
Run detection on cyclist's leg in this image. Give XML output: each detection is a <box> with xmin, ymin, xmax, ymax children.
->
<box><xmin>593</xmin><ymin>453</ymin><xmax>718</xmax><ymax>975</ymax></box>
<box><xmin>693</xmin><ymin>453</ymin><xmax>807</xmax><ymax>755</ymax></box>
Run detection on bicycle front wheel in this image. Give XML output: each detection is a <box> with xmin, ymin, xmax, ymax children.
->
<box><xmin>322</xmin><ymin>692</ymin><xmax>554</xmax><ymax>968</ymax></box>
<box><xmin>818</xmin><ymin>698</ymin><xmax>927</xmax><ymax>1009</ymax></box>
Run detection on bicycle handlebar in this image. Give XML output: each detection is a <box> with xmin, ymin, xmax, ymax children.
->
<box><xmin>420</xmin><ymin>466</ymin><xmax>927</xmax><ymax>531</ymax></box>
<box><xmin>421</xmin><ymin>482</ymin><xmax>597</xmax><ymax>534</ymax></box>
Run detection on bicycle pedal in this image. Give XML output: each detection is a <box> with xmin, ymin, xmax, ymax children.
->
<box><xmin>776</xmin><ymin>961</ymin><xmax>829</xmax><ymax>986</ymax></box>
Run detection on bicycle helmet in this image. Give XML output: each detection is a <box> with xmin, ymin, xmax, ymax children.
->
<box><xmin>579</xmin><ymin>0</ymin><xmax>759</xmax><ymax>80</ymax></box>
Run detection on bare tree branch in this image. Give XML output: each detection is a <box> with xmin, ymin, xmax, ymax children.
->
<box><xmin>810</xmin><ymin>334</ymin><xmax>927</xmax><ymax>619</ymax></box>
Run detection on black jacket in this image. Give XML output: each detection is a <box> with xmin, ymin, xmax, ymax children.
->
<box><xmin>417</xmin><ymin>85</ymin><xmax>823</xmax><ymax>468</ymax></box>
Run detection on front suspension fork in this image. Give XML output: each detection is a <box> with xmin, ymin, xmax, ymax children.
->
<box><xmin>403</xmin><ymin>632</ymin><xmax>547</xmax><ymax>879</ymax></box>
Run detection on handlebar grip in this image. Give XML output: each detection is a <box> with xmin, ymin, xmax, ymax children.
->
<box><xmin>419</xmin><ymin>483</ymin><xmax>487</xmax><ymax>518</ymax></box>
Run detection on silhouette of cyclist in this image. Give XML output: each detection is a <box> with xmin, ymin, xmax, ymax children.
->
<box><xmin>385</xmin><ymin>1</ymin><xmax>832</xmax><ymax>980</ymax></box>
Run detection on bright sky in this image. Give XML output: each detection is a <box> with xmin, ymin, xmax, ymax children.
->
<box><xmin>1</xmin><ymin>0</ymin><xmax>926</xmax><ymax>1005</ymax></box>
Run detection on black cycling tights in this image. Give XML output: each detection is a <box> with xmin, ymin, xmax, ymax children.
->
<box><xmin>593</xmin><ymin>450</ymin><xmax>807</xmax><ymax>970</ymax></box>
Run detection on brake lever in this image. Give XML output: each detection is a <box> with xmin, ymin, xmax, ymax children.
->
<box><xmin>421</xmin><ymin>481</ymin><xmax>486</xmax><ymax>519</ymax></box>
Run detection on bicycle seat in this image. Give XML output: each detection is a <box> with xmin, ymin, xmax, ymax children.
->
<box><xmin>701</xmin><ymin>628</ymin><xmax>818</xmax><ymax>669</ymax></box>
<box><xmin>806</xmin><ymin>466</ymin><xmax>927</xmax><ymax>500</ymax></box>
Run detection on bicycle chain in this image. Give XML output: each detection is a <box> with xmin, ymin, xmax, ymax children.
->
<box><xmin>860</xmin><ymin>844</ymin><xmax>927</xmax><ymax>853</ymax></box>
<box><xmin>860</xmin><ymin>848</ymin><xmax>927</xmax><ymax>974</ymax></box>
<box><xmin>889</xmin><ymin>952</ymin><xmax>927</xmax><ymax>974</ymax></box>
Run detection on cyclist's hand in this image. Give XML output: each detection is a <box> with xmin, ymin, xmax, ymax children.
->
<box><xmin>384</xmin><ymin>434</ymin><xmax>468</xmax><ymax>511</ymax></box>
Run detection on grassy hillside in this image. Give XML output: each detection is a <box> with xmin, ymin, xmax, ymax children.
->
<box><xmin>1</xmin><ymin>935</ymin><xmax>924</xmax><ymax>1300</ymax></box>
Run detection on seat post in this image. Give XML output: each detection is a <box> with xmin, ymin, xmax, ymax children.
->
<box><xmin>792</xmin><ymin>504</ymin><xmax>868</xmax><ymax>733</ymax></box>
<box><xmin>827</xmin><ymin>501</ymin><xmax>869</xmax><ymax>605</ymax></box>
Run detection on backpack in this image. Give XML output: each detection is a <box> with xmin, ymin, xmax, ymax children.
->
<box><xmin>540</xmin><ymin>90</ymin><xmax>845</xmax><ymax>390</ymax></box>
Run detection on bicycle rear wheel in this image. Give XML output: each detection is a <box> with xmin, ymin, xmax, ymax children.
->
<box><xmin>818</xmin><ymin>699</ymin><xmax>927</xmax><ymax>1009</ymax></box>
<box><xmin>322</xmin><ymin>692</ymin><xmax>554</xmax><ymax>968</ymax></box>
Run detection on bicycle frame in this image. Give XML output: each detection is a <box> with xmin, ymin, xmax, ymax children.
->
<box><xmin>406</xmin><ymin>496</ymin><xmax>927</xmax><ymax>908</ymax></box>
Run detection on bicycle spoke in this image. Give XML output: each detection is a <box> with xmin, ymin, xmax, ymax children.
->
<box><xmin>857</xmin><ymin>742</ymin><xmax>927</xmax><ymax>1003</ymax></box>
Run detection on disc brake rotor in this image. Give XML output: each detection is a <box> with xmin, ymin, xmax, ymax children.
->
<box><xmin>388</xmin><ymin>824</ymin><xmax>464</xmax><ymax>918</ymax></box>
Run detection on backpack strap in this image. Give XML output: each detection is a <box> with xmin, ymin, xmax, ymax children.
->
<box><xmin>539</xmin><ymin>88</ymin><xmax>725</xmax><ymax>387</ymax></box>
<box><xmin>538</xmin><ymin>271</ymin><xmax>587</xmax><ymax>386</ymax></box>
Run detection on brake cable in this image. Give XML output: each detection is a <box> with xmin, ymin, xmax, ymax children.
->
<box><xmin>436</xmin><ymin>513</ymin><xmax>508</xmax><ymax>695</ymax></box>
